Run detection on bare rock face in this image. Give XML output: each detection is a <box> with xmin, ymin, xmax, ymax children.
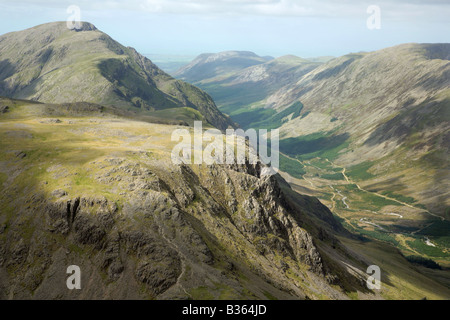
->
<box><xmin>202</xmin><ymin>162</ymin><xmax>326</xmax><ymax>275</ymax></box>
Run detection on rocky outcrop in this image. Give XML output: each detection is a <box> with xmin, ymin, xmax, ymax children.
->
<box><xmin>0</xmin><ymin>147</ymin><xmax>350</xmax><ymax>299</ymax></box>
<box><xmin>198</xmin><ymin>161</ymin><xmax>326</xmax><ymax>275</ymax></box>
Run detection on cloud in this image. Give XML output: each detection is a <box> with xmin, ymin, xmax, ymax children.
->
<box><xmin>138</xmin><ymin>0</ymin><xmax>317</xmax><ymax>16</ymax></box>
<box><xmin>1</xmin><ymin>0</ymin><xmax>449</xmax><ymax>21</ymax></box>
<box><xmin>0</xmin><ymin>0</ymin><xmax>448</xmax><ymax>58</ymax></box>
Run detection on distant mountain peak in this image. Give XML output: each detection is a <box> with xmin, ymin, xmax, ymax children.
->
<box><xmin>174</xmin><ymin>50</ymin><xmax>272</xmax><ymax>82</ymax></box>
<box><xmin>20</xmin><ymin>21</ymin><xmax>98</xmax><ymax>34</ymax></box>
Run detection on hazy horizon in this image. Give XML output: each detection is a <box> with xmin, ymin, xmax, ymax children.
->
<box><xmin>0</xmin><ymin>0</ymin><xmax>449</xmax><ymax>58</ymax></box>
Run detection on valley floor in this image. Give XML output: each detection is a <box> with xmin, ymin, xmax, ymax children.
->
<box><xmin>279</xmin><ymin>153</ymin><xmax>450</xmax><ymax>269</ymax></box>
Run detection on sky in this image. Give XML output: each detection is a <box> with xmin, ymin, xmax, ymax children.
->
<box><xmin>0</xmin><ymin>0</ymin><xmax>448</xmax><ymax>58</ymax></box>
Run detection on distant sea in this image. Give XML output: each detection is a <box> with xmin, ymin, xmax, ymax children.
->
<box><xmin>144</xmin><ymin>54</ymin><xmax>196</xmax><ymax>75</ymax></box>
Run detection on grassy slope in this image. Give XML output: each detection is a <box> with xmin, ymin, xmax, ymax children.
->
<box><xmin>339</xmin><ymin>237</ymin><xmax>450</xmax><ymax>300</ymax></box>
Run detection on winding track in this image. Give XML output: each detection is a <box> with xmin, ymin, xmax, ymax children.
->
<box><xmin>324</xmin><ymin>158</ymin><xmax>444</xmax><ymax>221</ymax></box>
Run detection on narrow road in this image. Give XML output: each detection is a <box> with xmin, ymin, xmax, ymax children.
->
<box><xmin>329</xmin><ymin>184</ymin><xmax>349</xmax><ymax>209</ymax></box>
<box><xmin>359</xmin><ymin>218</ymin><xmax>387</xmax><ymax>231</ymax></box>
<box><xmin>337</xmin><ymin>189</ymin><xmax>349</xmax><ymax>209</ymax></box>
<box><xmin>330</xmin><ymin>185</ymin><xmax>336</xmax><ymax>211</ymax></box>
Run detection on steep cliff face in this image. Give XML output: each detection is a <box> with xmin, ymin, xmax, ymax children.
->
<box><xmin>0</xmin><ymin>98</ymin><xmax>360</xmax><ymax>299</ymax></box>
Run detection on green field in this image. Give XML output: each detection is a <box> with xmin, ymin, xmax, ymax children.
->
<box><xmin>279</xmin><ymin>153</ymin><xmax>305</xmax><ymax>179</ymax></box>
<box><xmin>346</xmin><ymin>161</ymin><xmax>375</xmax><ymax>181</ymax></box>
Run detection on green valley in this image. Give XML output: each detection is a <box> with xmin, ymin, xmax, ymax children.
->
<box><xmin>175</xmin><ymin>44</ymin><xmax>450</xmax><ymax>274</ymax></box>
